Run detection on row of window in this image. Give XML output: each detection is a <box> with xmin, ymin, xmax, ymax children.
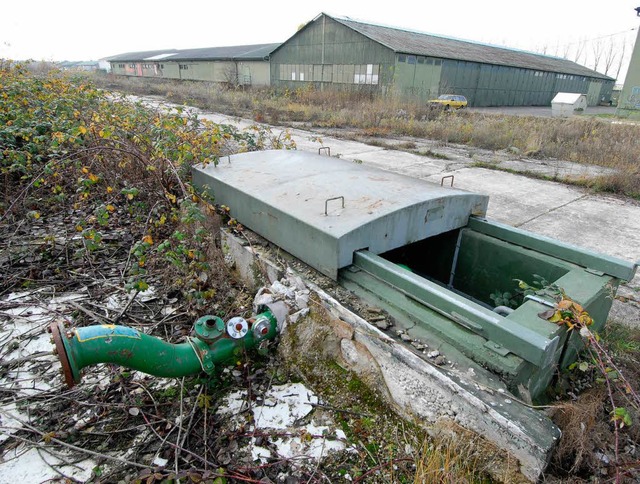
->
<box><xmin>118</xmin><ymin>63</ymin><xmax>167</xmax><ymax>70</ymax></box>
<box><xmin>278</xmin><ymin>64</ymin><xmax>380</xmax><ymax>85</ymax></box>
<box><xmin>397</xmin><ymin>54</ymin><xmax>442</xmax><ymax>66</ymax></box>
<box><xmin>115</xmin><ymin>61</ymin><xmax>590</xmax><ymax>85</ymax></box>
<box><xmin>556</xmin><ymin>73</ymin><xmax>582</xmax><ymax>81</ymax></box>
<box><xmin>532</xmin><ymin>71</ymin><xmax>585</xmax><ymax>82</ymax></box>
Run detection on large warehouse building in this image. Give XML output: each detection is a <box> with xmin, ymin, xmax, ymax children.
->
<box><xmin>271</xmin><ymin>14</ymin><xmax>614</xmax><ymax>106</ymax></box>
<box><xmin>108</xmin><ymin>44</ymin><xmax>279</xmax><ymax>87</ymax></box>
<box><xmin>107</xmin><ymin>13</ymin><xmax>614</xmax><ymax>107</ymax></box>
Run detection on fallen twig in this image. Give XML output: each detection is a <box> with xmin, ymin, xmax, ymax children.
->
<box><xmin>0</xmin><ymin>351</ymin><xmax>52</xmax><ymax>368</ymax></box>
<box><xmin>0</xmin><ymin>410</ymin><xmax>152</xmax><ymax>470</ymax></box>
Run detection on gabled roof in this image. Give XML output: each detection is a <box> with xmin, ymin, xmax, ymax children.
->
<box><xmin>322</xmin><ymin>13</ymin><xmax>612</xmax><ymax>81</ymax></box>
<box><xmin>171</xmin><ymin>43</ymin><xmax>280</xmax><ymax>61</ymax></box>
<box><xmin>106</xmin><ymin>43</ymin><xmax>280</xmax><ymax>63</ymax></box>
<box><xmin>105</xmin><ymin>49</ymin><xmax>180</xmax><ymax>62</ymax></box>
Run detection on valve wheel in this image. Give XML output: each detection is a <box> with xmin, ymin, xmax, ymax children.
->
<box><xmin>226</xmin><ymin>317</ymin><xmax>249</xmax><ymax>339</ymax></box>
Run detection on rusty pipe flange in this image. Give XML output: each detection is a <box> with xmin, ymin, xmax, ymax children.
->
<box><xmin>50</xmin><ymin>321</ymin><xmax>77</xmax><ymax>388</ymax></box>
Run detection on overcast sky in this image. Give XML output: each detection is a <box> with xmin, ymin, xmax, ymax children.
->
<box><xmin>2</xmin><ymin>0</ymin><xmax>639</xmax><ymax>81</ymax></box>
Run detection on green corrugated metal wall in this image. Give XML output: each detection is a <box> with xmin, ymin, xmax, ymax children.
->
<box><xmin>270</xmin><ymin>15</ymin><xmax>613</xmax><ymax>106</ymax></box>
<box><xmin>108</xmin><ymin>60</ymin><xmax>271</xmax><ymax>86</ymax></box>
<box><xmin>393</xmin><ymin>57</ymin><xmax>442</xmax><ymax>99</ymax></box>
<box><xmin>270</xmin><ymin>16</ymin><xmax>395</xmax><ymax>92</ymax></box>
<box><xmin>439</xmin><ymin>60</ymin><xmax>611</xmax><ymax>106</ymax></box>
<box><xmin>162</xmin><ymin>63</ymin><xmax>180</xmax><ymax>79</ymax></box>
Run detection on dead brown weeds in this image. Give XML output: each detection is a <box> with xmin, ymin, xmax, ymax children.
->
<box><xmin>91</xmin><ymin>74</ymin><xmax>640</xmax><ymax>198</ymax></box>
<box><xmin>549</xmin><ymin>388</ymin><xmax>608</xmax><ymax>474</ymax></box>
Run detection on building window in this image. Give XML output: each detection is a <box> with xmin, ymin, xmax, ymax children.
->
<box><xmin>354</xmin><ymin>64</ymin><xmax>379</xmax><ymax>85</ymax></box>
<box><xmin>407</xmin><ymin>55</ymin><xmax>416</xmax><ymax>65</ymax></box>
<box><xmin>417</xmin><ymin>56</ymin><xmax>425</xmax><ymax>64</ymax></box>
<box><xmin>179</xmin><ymin>64</ymin><xmax>189</xmax><ymax>70</ymax></box>
<box><xmin>398</xmin><ymin>54</ymin><xmax>406</xmax><ymax>63</ymax></box>
<box><xmin>433</xmin><ymin>59</ymin><xmax>442</xmax><ymax>66</ymax></box>
<box><xmin>426</xmin><ymin>58</ymin><xmax>433</xmax><ymax>65</ymax></box>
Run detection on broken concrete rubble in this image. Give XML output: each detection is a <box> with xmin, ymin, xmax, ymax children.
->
<box><xmin>227</xmin><ymin>228</ymin><xmax>562</xmax><ymax>482</ymax></box>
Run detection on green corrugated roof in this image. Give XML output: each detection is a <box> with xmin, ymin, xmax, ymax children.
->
<box><xmin>106</xmin><ymin>44</ymin><xmax>280</xmax><ymax>62</ymax></box>
<box><xmin>106</xmin><ymin>49</ymin><xmax>179</xmax><ymax>62</ymax></box>
<box><xmin>172</xmin><ymin>43</ymin><xmax>280</xmax><ymax>61</ymax></box>
<box><xmin>329</xmin><ymin>14</ymin><xmax>613</xmax><ymax>81</ymax></box>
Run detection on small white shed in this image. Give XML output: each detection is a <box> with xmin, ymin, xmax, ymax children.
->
<box><xmin>551</xmin><ymin>92</ymin><xmax>588</xmax><ymax>117</ymax></box>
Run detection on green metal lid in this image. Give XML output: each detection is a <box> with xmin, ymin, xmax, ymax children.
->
<box><xmin>193</xmin><ymin>150</ymin><xmax>489</xmax><ymax>279</ymax></box>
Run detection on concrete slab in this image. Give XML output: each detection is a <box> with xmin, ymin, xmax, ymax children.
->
<box><xmin>396</xmin><ymin>162</ymin><xmax>453</xmax><ymax>179</ymax></box>
<box><xmin>496</xmin><ymin>158</ymin><xmax>616</xmax><ymax>179</ymax></box>
<box><xmin>518</xmin><ymin>194</ymin><xmax>640</xmax><ymax>262</ymax></box>
<box><xmin>350</xmin><ymin>148</ymin><xmax>443</xmax><ymax>173</ymax></box>
<box><xmin>422</xmin><ymin>168</ymin><xmax>588</xmax><ymax>227</ymax></box>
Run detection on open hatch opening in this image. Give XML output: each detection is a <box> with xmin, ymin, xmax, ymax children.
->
<box><xmin>380</xmin><ymin>228</ymin><xmax>572</xmax><ymax>309</ymax></box>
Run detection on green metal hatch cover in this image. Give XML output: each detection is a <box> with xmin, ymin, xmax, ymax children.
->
<box><xmin>192</xmin><ymin>150</ymin><xmax>489</xmax><ymax>279</ymax></box>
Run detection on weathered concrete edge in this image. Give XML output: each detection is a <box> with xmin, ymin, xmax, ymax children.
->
<box><xmin>222</xmin><ymin>228</ymin><xmax>561</xmax><ymax>481</ymax></box>
<box><xmin>311</xmin><ymin>283</ymin><xmax>560</xmax><ymax>481</ymax></box>
<box><xmin>221</xmin><ymin>230</ymin><xmax>284</xmax><ymax>289</ymax></box>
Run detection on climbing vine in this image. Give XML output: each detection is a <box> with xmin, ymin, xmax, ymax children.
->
<box><xmin>539</xmin><ymin>292</ymin><xmax>640</xmax><ymax>480</ymax></box>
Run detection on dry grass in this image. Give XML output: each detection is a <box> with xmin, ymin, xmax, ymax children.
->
<box><xmin>90</xmin><ymin>74</ymin><xmax>640</xmax><ymax>198</ymax></box>
<box><xmin>413</xmin><ymin>421</ymin><xmax>521</xmax><ymax>483</ymax></box>
<box><xmin>549</xmin><ymin>388</ymin><xmax>608</xmax><ymax>474</ymax></box>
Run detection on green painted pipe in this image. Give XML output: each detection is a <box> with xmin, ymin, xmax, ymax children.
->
<box><xmin>50</xmin><ymin>310</ymin><xmax>278</xmax><ymax>387</ymax></box>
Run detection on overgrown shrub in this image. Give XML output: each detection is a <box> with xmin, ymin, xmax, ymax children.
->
<box><xmin>0</xmin><ymin>63</ymin><xmax>293</xmax><ymax>307</ymax></box>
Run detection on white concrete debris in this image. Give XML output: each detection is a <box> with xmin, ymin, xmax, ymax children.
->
<box><xmin>218</xmin><ymin>383</ymin><xmax>349</xmax><ymax>464</ymax></box>
<box><xmin>252</xmin><ymin>274</ymin><xmax>315</xmax><ymax>330</ymax></box>
<box><xmin>0</xmin><ymin>446</ymin><xmax>97</xmax><ymax>482</ymax></box>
